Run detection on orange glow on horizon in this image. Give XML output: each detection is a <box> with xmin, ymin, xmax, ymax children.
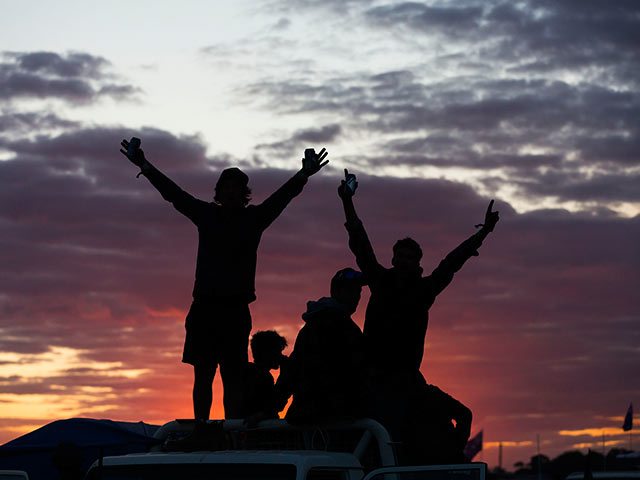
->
<box><xmin>559</xmin><ymin>427</ymin><xmax>638</xmax><ymax>437</ymax></box>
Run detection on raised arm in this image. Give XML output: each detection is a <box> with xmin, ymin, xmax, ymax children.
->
<box><xmin>427</xmin><ymin>200</ymin><xmax>500</xmax><ymax>296</ymax></box>
<box><xmin>257</xmin><ymin>148</ymin><xmax>329</xmax><ymax>229</ymax></box>
<box><xmin>339</xmin><ymin>170</ymin><xmax>382</xmax><ymax>276</ymax></box>
<box><xmin>119</xmin><ymin>138</ymin><xmax>204</xmax><ymax>223</ymax></box>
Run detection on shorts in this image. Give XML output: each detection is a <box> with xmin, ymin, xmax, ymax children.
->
<box><xmin>181</xmin><ymin>297</ymin><xmax>252</xmax><ymax>367</ymax></box>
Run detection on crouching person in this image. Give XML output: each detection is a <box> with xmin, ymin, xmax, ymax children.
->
<box><xmin>274</xmin><ymin>268</ymin><xmax>366</xmax><ymax>425</ymax></box>
<box><xmin>243</xmin><ymin>330</ymin><xmax>288</xmax><ymax>423</ymax></box>
<box><xmin>405</xmin><ymin>382</ymin><xmax>472</xmax><ymax>465</ymax></box>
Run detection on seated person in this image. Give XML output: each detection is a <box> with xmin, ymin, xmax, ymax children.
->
<box><xmin>404</xmin><ymin>382</ymin><xmax>472</xmax><ymax>465</ymax></box>
<box><xmin>244</xmin><ymin>330</ymin><xmax>288</xmax><ymax>419</ymax></box>
<box><xmin>274</xmin><ymin>268</ymin><xmax>366</xmax><ymax>425</ymax></box>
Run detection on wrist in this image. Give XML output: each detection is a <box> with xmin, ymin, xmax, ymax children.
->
<box><xmin>296</xmin><ymin>169</ymin><xmax>310</xmax><ymax>180</ymax></box>
<box><xmin>136</xmin><ymin>161</ymin><xmax>151</xmax><ymax>178</ymax></box>
<box><xmin>476</xmin><ymin>227</ymin><xmax>490</xmax><ymax>239</ymax></box>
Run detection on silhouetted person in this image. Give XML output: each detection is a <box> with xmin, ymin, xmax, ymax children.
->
<box><xmin>406</xmin><ymin>382</ymin><xmax>472</xmax><ymax>465</ymax></box>
<box><xmin>244</xmin><ymin>330</ymin><xmax>288</xmax><ymax>420</ymax></box>
<box><xmin>337</xmin><ymin>169</ymin><xmax>498</xmax><ymax>449</ymax></box>
<box><xmin>120</xmin><ymin>138</ymin><xmax>328</xmax><ymax>420</ymax></box>
<box><xmin>274</xmin><ymin>267</ymin><xmax>366</xmax><ymax>425</ymax></box>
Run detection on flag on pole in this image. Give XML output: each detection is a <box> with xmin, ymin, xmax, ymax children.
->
<box><xmin>622</xmin><ymin>403</ymin><xmax>633</xmax><ymax>431</ymax></box>
<box><xmin>464</xmin><ymin>430</ymin><xmax>483</xmax><ymax>460</ymax></box>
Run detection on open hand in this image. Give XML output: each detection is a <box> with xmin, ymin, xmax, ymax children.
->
<box><xmin>338</xmin><ymin>168</ymin><xmax>358</xmax><ymax>199</ymax></box>
<box><xmin>301</xmin><ymin>147</ymin><xmax>329</xmax><ymax>176</ymax></box>
<box><xmin>119</xmin><ymin>138</ymin><xmax>146</xmax><ymax>167</ymax></box>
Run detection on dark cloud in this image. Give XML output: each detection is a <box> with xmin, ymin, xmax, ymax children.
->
<box><xmin>13</xmin><ymin>51</ymin><xmax>109</xmax><ymax>79</ymax></box>
<box><xmin>244</xmin><ymin>71</ymin><xmax>640</xmax><ymax>205</ymax></box>
<box><xmin>256</xmin><ymin>124</ymin><xmax>342</xmax><ymax>156</ymax></box>
<box><xmin>248</xmin><ymin>75</ymin><xmax>640</xmax><ymax>139</ymax></box>
<box><xmin>367</xmin><ymin>149</ymin><xmax>564</xmax><ymax>173</ymax></box>
<box><xmin>513</xmin><ymin>170</ymin><xmax>640</xmax><ymax>203</ymax></box>
<box><xmin>0</xmin><ymin>122</ymin><xmax>638</xmax><ymax>455</ymax></box>
<box><xmin>97</xmin><ymin>84</ymin><xmax>139</xmax><ymax>100</ymax></box>
<box><xmin>0</xmin><ymin>126</ymin><xmax>224</xmax><ymax>315</ymax></box>
<box><xmin>292</xmin><ymin>124</ymin><xmax>341</xmax><ymax>143</ymax></box>
<box><xmin>363</xmin><ymin>1</ymin><xmax>640</xmax><ymax>84</ymax></box>
<box><xmin>272</xmin><ymin>18</ymin><xmax>292</xmax><ymax>31</ymax></box>
<box><xmin>247</xmin><ymin>1</ymin><xmax>640</xmax><ymax>212</ymax></box>
<box><xmin>493</xmin><ymin>2</ymin><xmax>640</xmax><ymax>78</ymax></box>
<box><xmin>0</xmin><ymin>71</ymin><xmax>94</xmax><ymax>102</ymax></box>
<box><xmin>0</xmin><ymin>111</ymin><xmax>79</xmax><ymax>135</ymax></box>
<box><xmin>0</xmin><ymin>51</ymin><xmax>140</xmax><ymax>103</ymax></box>
<box><xmin>365</xmin><ymin>3</ymin><xmax>484</xmax><ymax>36</ymax></box>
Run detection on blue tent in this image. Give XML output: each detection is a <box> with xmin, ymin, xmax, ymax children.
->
<box><xmin>0</xmin><ymin>418</ymin><xmax>160</xmax><ymax>480</ymax></box>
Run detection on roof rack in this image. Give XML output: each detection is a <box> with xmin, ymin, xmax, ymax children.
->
<box><xmin>153</xmin><ymin>418</ymin><xmax>398</xmax><ymax>469</ymax></box>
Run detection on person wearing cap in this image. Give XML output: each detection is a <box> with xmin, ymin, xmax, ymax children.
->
<box><xmin>337</xmin><ymin>170</ymin><xmax>498</xmax><ymax>457</ymax></box>
<box><xmin>272</xmin><ymin>267</ymin><xmax>366</xmax><ymax>425</ymax></box>
<box><xmin>119</xmin><ymin>138</ymin><xmax>328</xmax><ymax>421</ymax></box>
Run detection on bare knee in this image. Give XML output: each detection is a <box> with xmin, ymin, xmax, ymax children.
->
<box><xmin>194</xmin><ymin>365</ymin><xmax>216</xmax><ymax>387</ymax></box>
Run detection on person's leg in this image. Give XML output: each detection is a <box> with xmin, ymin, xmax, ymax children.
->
<box><xmin>183</xmin><ymin>299</ymin><xmax>219</xmax><ymax>420</ymax></box>
<box><xmin>219</xmin><ymin>304</ymin><xmax>251</xmax><ymax>419</ymax></box>
<box><xmin>193</xmin><ymin>364</ymin><xmax>217</xmax><ymax>420</ymax></box>
<box><xmin>220</xmin><ymin>357</ymin><xmax>248</xmax><ymax>419</ymax></box>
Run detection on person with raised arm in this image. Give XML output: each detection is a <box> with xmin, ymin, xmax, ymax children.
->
<box><xmin>337</xmin><ymin>169</ymin><xmax>498</xmax><ymax>461</ymax></box>
<box><xmin>120</xmin><ymin>138</ymin><xmax>328</xmax><ymax>423</ymax></box>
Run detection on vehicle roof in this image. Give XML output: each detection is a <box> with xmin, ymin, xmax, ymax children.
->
<box><xmin>149</xmin><ymin>418</ymin><xmax>397</xmax><ymax>468</ymax></box>
<box><xmin>99</xmin><ymin>450</ymin><xmax>364</xmax><ymax>469</ymax></box>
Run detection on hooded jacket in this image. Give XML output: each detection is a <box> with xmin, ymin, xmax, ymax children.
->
<box><xmin>275</xmin><ymin>297</ymin><xmax>365</xmax><ymax>424</ymax></box>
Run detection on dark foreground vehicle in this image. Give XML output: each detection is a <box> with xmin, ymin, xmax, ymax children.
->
<box><xmin>85</xmin><ymin>418</ymin><xmax>486</xmax><ymax>480</ymax></box>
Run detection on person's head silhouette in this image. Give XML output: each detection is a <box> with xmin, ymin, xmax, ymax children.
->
<box><xmin>251</xmin><ymin>330</ymin><xmax>287</xmax><ymax>370</ymax></box>
<box><xmin>391</xmin><ymin>237</ymin><xmax>422</xmax><ymax>273</ymax></box>
<box><xmin>330</xmin><ymin>268</ymin><xmax>364</xmax><ymax>314</ymax></box>
<box><xmin>214</xmin><ymin>167</ymin><xmax>251</xmax><ymax>208</ymax></box>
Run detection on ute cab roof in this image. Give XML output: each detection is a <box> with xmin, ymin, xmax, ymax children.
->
<box><xmin>92</xmin><ymin>449</ymin><xmax>363</xmax><ymax>468</ymax></box>
<box><xmin>86</xmin><ymin>450</ymin><xmax>365</xmax><ymax>480</ymax></box>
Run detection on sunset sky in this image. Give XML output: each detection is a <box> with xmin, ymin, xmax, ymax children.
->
<box><xmin>1</xmin><ymin>0</ymin><xmax>639</xmax><ymax>470</ymax></box>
